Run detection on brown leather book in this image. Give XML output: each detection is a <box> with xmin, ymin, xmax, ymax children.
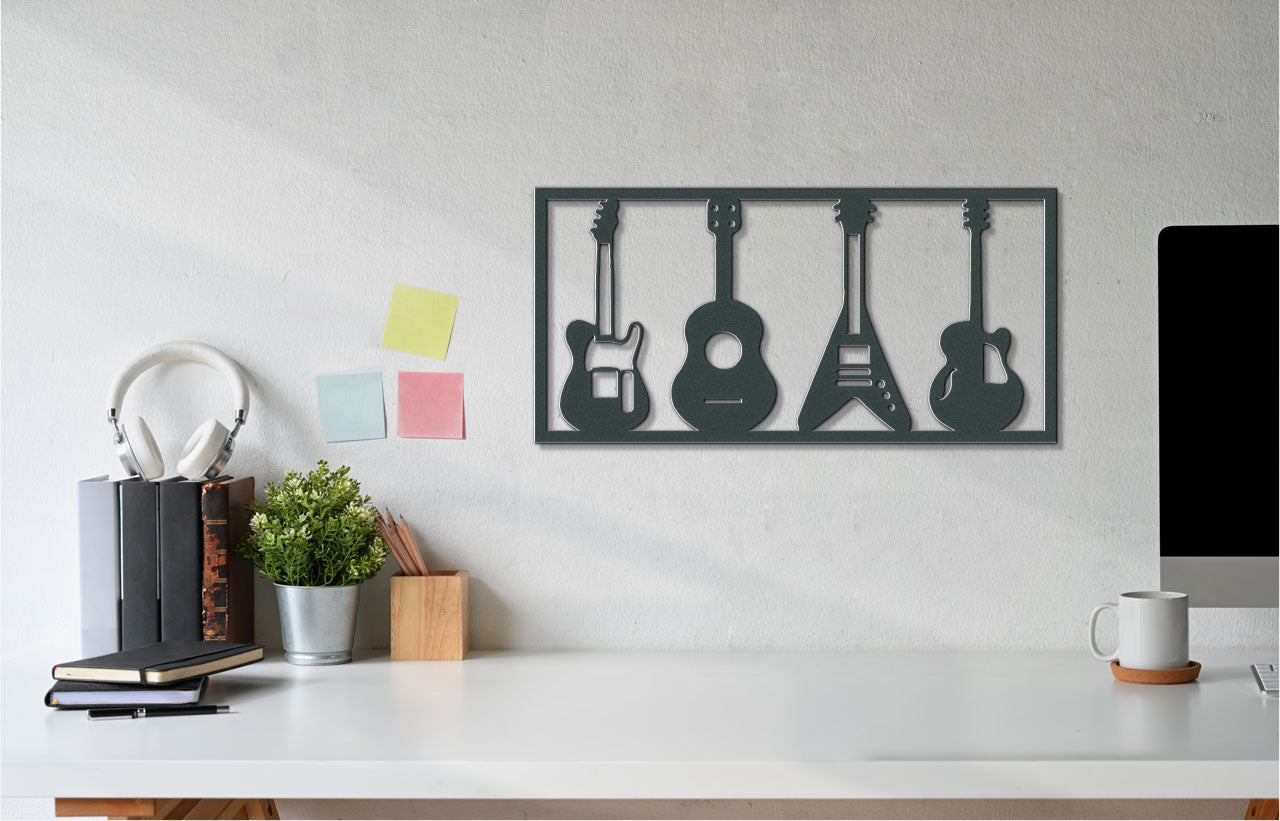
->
<box><xmin>200</xmin><ymin>477</ymin><xmax>255</xmax><ymax>642</ymax></box>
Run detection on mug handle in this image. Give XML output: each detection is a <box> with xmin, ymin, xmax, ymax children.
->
<box><xmin>1088</xmin><ymin>602</ymin><xmax>1119</xmax><ymax>661</ymax></box>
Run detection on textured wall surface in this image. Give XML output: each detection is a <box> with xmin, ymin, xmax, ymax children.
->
<box><xmin>4</xmin><ymin>0</ymin><xmax>1276</xmax><ymax>660</ymax></box>
<box><xmin>4</xmin><ymin>1</ymin><xmax>1276</xmax><ymax>817</ymax></box>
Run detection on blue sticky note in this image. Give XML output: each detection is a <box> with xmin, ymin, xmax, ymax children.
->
<box><xmin>315</xmin><ymin>373</ymin><xmax>386</xmax><ymax>442</ymax></box>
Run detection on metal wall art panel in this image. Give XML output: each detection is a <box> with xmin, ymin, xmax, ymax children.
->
<box><xmin>535</xmin><ymin>187</ymin><xmax>1057</xmax><ymax>444</ymax></box>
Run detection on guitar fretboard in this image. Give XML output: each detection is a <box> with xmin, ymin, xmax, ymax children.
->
<box><xmin>592</xmin><ymin>199</ymin><xmax>619</xmax><ymax>339</ymax></box>
<box><xmin>595</xmin><ymin>242</ymin><xmax>613</xmax><ymax>338</ymax></box>
<box><xmin>964</xmin><ymin>198</ymin><xmax>990</xmax><ymax>326</ymax></box>
<box><xmin>835</xmin><ymin>198</ymin><xmax>875</xmax><ymax>335</ymax></box>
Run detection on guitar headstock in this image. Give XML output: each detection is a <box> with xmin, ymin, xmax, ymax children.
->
<box><xmin>963</xmin><ymin>197</ymin><xmax>990</xmax><ymax>232</ymax></box>
<box><xmin>833</xmin><ymin>197</ymin><xmax>875</xmax><ymax>237</ymax></box>
<box><xmin>591</xmin><ymin>199</ymin><xmax>619</xmax><ymax>245</ymax></box>
<box><xmin>706</xmin><ymin>198</ymin><xmax>741</xmax><ymax>236</ymax></box>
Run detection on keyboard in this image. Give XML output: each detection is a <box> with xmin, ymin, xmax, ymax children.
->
<box><xmin>1251</xmin><ymin>663</ymin><xmax>1278</xmax><ymax>695</ymax></box>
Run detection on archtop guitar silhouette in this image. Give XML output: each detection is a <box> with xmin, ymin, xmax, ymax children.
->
<box><xmin>670</xmin><ymin>198</ymin><xmax>777</xmax><ymax>434</ymax></box>
<box><xmin>798</xmin><ymin>197</ymin><xmax>912</xmax><ymax>432</ymax></box>
<box><xmin>559</xmin><ymin>198</ymin><xmax>650</xmax><ymax>434</ymax></box>
<box><xmin>929</xmin><ymin>197</ymin><xmax>1024</xmax><ymax>434</ymax></box>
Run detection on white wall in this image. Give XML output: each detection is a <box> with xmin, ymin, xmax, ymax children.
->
<box><xmin>3</xmin><ymin>0</ymin><xmax>1276</xmax><ymax>666</ymax></box>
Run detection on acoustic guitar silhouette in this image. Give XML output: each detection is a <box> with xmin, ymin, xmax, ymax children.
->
<box><xmin>670</xmin><ymin>198</ymin><xmax>777</xmax><ymax>433</ymax></box>
<box><xmin>929</xmin><ymin>198</ymin><xmax>1024</xmax><ymax>434</ymax></box>
<box><xmin>798</xmin><ymin>197</ymin><xmax>911</xmax><ymax>432</ymax></box>
<box><xmin>559</xmin><ymin>198</ymin><xmax>651</xmax><ymax>434</ymax></box>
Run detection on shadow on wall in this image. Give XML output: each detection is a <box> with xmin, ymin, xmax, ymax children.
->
<box><xmin>253</xmin><ymin>551</ymin><xmax>516</xmax><ymax>652</ymax></box>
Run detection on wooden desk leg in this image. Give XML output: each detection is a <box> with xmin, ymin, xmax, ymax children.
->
<box><xmin>242</xmin><ymin>800</ymin><xmax>279</xmax><ymax>820</ymax></box>
<box><xmin>1247</xmin><ymin>798</ymin><xmax>1279</xmax><ymax>820</ymax></box>
<box><xmin>54</xmin><ymin>798</ymin><xmax>278</xmax><ymax>820</ymax></box>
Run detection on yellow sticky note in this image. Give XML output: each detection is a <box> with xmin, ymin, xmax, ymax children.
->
<box><xmin>380</xmin><ymin>283</ymin><xmax>459</xmax><ymax>360</ymax></box>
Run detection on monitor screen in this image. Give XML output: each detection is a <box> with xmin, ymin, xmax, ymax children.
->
<box><xmin>1158</xmin><ymin>224</ymin><xmax>1278</xmax><ymax>556</ymax></box>
<box><xmin>1158</xmin><ymin>225</ymin><xmax>1278</xmax><ymax>606</ymax></box>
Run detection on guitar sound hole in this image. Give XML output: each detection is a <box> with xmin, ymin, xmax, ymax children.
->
<box><xmin>705</xmin><ymin>332</ymin><xmax>742</xmax><ymax>369</ymax></box>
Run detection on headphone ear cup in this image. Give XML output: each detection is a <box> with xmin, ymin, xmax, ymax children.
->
<box><xmin>126</xmin><ymin>417</ymin><xmax>166</xmax><ymax>480</ymax></box>
<box><xmin>177</xmin><ymin>419</ymin><xmax>230</xmax><ymax>480</ymax></box>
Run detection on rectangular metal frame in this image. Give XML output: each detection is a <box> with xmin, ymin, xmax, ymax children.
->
<box><xmin>536</xmin><ymin>187</ymin><xmax>1057</xmax><ymax>444</ymax></box>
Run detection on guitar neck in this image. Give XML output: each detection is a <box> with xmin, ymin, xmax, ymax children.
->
<box><xmin>714</xmin><ymin>231</ymin><xmax>735</xmax><ymax>302</ymax></box>
<box><xmin>590</xmin><ymin>198</ymin><xmax>620</xmax><ymax>338</ymax></box>
<box><xmin>595</xmin><ymin>241</ymin><xmax>615</xmax><ymax>337</ymax></box>
<box><xmin>964</xmin><ymin>199</ymin><xmax>990</xmax><ymax>326</ymax></box>
<box><xmin>843</xmin><ymin>228</ymin><xmax>867</xmax><ymax>334</ymax></box>
<box><xmin>968</xmin><ymin>229</ymin><xmax>985</xmax><ymax>326</ymax></box>
<box><xmin>707</xmin><ymin>199</ymin><xmax>740</xmax><ymax>302</ymax></box>
<box><xmin>835</xmin><ymin>197</ymin><xmax>875</xmax><ymax>335</ymax></box>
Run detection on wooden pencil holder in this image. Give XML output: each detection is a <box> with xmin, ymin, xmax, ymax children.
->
<box><xmin>390</xmin><ymin>571</ymin><xmax>469</xmax><ymax>660</ymax></box>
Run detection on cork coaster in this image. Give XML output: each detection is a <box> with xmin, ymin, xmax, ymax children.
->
<box><xmin>1111</xmin><ymin>660</ymin><xmax>1201</xmax><ymax>684</ymax></box>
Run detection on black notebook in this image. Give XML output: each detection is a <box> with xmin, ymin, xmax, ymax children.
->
<box><xmin>52</xmin><ymin>640</ymin><xmax>263</xmax><ymax>685</ymax></box>
<box><xmin>45</xmin><ymin>677</ymin><xmax>208</xmax><ymax>708</ymax></box>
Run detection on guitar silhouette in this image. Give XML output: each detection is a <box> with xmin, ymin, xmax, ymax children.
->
<box><xmin>929</xmin><ymin>198</ymin><xmax>1024</xmax><ymax>434</ymax></box>
<box><xmin>670</xmin><ymin>198</ymin><xmax>777</xmax><ymax>433</ymax></box>
<box><xmin>798</xmin><ymin>197</ymin><xmax>911</xmax><ymax>432</ymax></box>
<box><xmin>559</xmin><ymin>198</ymin><xmax>651</xmax><ymax>434</ymax></box>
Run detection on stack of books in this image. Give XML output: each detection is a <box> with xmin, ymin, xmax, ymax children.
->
<box><xmin>45</xmin><ymin>640</ymin><xmax>263</xmax><ymax>709</ymax></box>
<box><xmin>78</xmin><ymin>476</ymin><xmax>255</xmax><ymax>654</ymax></box>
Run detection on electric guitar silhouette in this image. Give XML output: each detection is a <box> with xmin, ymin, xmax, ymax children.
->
<box><xmin>670</xmin><ymin>198</ymin><xmax>777</xmax><ymax>434</ymax></box>
<box><xmin>559</xmin><ymin>198</ymin><xmax>651</xmax><ymax>434</ymax></box>
<box><xmin>929</xmin><ymin>197</ymin><xmax>1024</xmax><ymax>434</ymax></box>
<box><xmin>798</xmin><ymin>197</ymin><xmax>912</xmax><ymax>432</ymax></box>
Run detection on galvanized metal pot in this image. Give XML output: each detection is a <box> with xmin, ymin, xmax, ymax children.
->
<box><xmin>274</xmin><ymin>582</ymin><xmax>362</xmax><ymax>665</ymax></box>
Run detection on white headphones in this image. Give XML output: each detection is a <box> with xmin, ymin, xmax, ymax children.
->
<box><xmin>107</xmin><ymin>340</ymin><xmax>250</xmax><ymax>481</ymax></box>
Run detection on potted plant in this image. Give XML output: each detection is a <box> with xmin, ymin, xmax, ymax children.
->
<box><xmin>240</xmin><ymin>460</ymin><xmax>388</xmax><ymax>665</ymax></box>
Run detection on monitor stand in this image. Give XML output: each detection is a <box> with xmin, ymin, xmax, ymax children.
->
<box><xmin>1160</xmin><ymin>557</ymin><xmax>1279</xmax><ymax>608</ymax></box>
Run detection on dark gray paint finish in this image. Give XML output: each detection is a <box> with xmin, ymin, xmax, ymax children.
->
<box><xmin>158</xmin><ymin>480</ymin><xmax>203</xmax><ymax>642</ymax></box>
<box><xmin>670</xmin><ymin>197</ymin><xmax>778</xmax><ymax>433</ymax></box>
<box><xmin>559</xmin><ymin>199</ymin><xmax>652</xmax><ymax>434</ymax></box>
<box><xmin>928</xmin><ymin>198</ymin><xmax>1025</xmax><ymax>435</ymax></box>
<box><xmin>119</xmin><ymin>480</ymin><xmax>159</xmax><ymax>649</ymax></box>
<box><xmin>798</xmin><ymin>197</ymin><xmax>911</xmax><ymax>433</ymax></box>
<box><xmin>536</xmin><ymin>187</ymin><xmax>1058</xmax><ymax>444</ymax></box>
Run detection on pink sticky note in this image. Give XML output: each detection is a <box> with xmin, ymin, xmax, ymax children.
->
<box><xmin>398</xmin><ymin>372</ymin><xmax>465</xmax><ymax>439</ymax></box>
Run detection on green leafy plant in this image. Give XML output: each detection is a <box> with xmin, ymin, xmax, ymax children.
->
<box><xmin>240</xmin><ymin>460</ymin><xmax>388</xmax><ymax>586</ymax></box>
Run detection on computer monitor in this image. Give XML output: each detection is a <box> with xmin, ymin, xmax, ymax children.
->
<box><xmin>1158</xmin><ymin>224</ymin><xmax>1279</xmax><ymax>607</ymax></box>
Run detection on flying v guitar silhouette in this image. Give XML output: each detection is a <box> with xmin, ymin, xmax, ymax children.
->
<box><xmin>798</xmin><ymin>197</ymin><xmax>912</xmax><ymax>433</ymax></box>
<box><xmin>538</xmin><ymin>187</ymin><xmax>1056</xmax><ymax>444</ymax></box>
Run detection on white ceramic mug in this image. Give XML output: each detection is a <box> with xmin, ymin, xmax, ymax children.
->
<box><xmin>1088</xmin><ymin>591</ymin><xmax>1189</xmax><ymax>670</ymax></box>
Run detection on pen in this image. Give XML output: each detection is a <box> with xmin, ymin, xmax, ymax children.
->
<box><xmin>87</xmin><ymin>705</ymin><xmax>230</xmax><ymax>721</ymax></box>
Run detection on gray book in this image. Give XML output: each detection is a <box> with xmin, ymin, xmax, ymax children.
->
<box><xmin>77</xmin><ymin>476</ymin><xmax>123</xmax><ymax>656</ymax></box>
<box><xmin>158</xmin><ymin>479</ymin><xmax>204</xmax><ymax>641</ymax></box>
<box><xmin>120</xmin><ymin>480</ymin><xmax>160</xmax><ymax>649</ymax></box>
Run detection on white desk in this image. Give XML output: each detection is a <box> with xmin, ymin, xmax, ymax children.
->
<box><xmin>2</xmin><ymin>650</ymin><xmax>1276</xmax><ymax>801</ymax></box>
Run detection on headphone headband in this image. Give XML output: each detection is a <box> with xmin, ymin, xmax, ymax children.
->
<box><xmin>107</xmin><ymin>340</ymin><xmax>250</xmax><ymax>421</ymax></box>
